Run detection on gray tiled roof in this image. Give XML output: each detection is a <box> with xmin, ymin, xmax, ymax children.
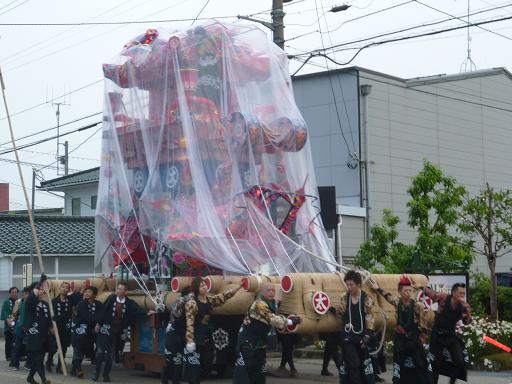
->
<box><xmin>39</xmin><ymin>167</ymin><xmax>99</xmax><ymax>191</ymax></box>
<box><xmin>0</xmin><ymin>215</ymin><xmax>95</xmax><ymax>255</ymax></box>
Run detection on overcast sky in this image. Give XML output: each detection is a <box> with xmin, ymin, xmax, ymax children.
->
<box><xmin>0</xmin><ymin>0</ymin><xmax>510</xmax><ymax>210</ymax></box>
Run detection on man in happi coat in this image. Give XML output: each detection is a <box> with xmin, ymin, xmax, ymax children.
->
<box><xmin>24</xmin><ymin>278</ymin><xmax>53</xmax><ymax>384</ymax></box>
<box><xmin>233</xmin><ymin>282</ymin><xmax>301</xmax><ymax>384</ymax></box>
<box><xmin>419</xmin><ymin>282</ymin><xmax>471</xmax><ymax>384</ymax></box>
<box><xmin>94</xmin><ymin>281</ymin><xmax>154</xmax><ymax>382</ymax></box>
<box><xmin>332</xmin><ymin>270</ymin><xmax>377</xmax><ymax>384</ymax></box>
<box><xmin>371</xmin><ymin>275</ymin><xmax>432</xmax><ymax>384</ymax></box>
<box><xmin>70</xmin><ymin>285</ymin><xmax>103</xmax><ymax>378</ymax></box>
<box><xmin>46</xmin><ymin>281</ymin><xmax>81</xmax><ymax>373</ymax></box>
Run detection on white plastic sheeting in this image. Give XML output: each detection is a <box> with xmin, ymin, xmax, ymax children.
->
<box><xmin>95</xmin><ymin>21</ymin><xmax>335</xmax><ymax>276</ymax></box>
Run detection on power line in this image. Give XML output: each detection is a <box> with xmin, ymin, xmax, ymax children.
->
<box><xmin>0</xmin><ymin>122</ymin><xmax>101</xmax><ymax>156</ymax></box>
<box><xmin>0</xmin><ymin>111</ymin><xmax>102</xmax><ymax>148</ymax></box>
<box><xmin>0</xmin><ymin>15</ymin><xmax>239</xmax><ymax>26</ymax></box>
<box><xmin>414</xmin><ymin>0</ymin><xmax>512</xmax><ymax>41</ymax></box>
<box><xmin>0</xmin><ymin>80</ymin><xmax>102</xmax><ymax>122</ymax></box>
<box><xmin>292</xmin><ymin>3</ymin><xmax>512</xmax><ymax>56</ymax></box>
<box><xmin>0</xmin><ymin>0</ymin><xmax>21</xmax><ymax>13</ymax></box>
<box><xmin>38</xmin><ymin>125</ymin><xmax>102</xmax><ymax>172</ymax></box>
<box><xmin>0</xmin><ymin>157</ymin><xmax>79</xmax><ymax>172</ymax></box>
<box><xmin>12</xmin><ymin>148</ymin><xmax>100</xmax><ymax>162</ymax></box>
<box><xmin>286</xmin><ymin>1</ymin><xmax>512</xmax><ymax>44</ymax></box>
<box><xmin>312</xmin><ymin>0</ymin><xmax>357</xmax><ymax>157</ymax></box>
<box><xmin>0</xmin><ymin>0</ymin><xmax>153</xmax><ymax>65</ymax></box>
<box><xmin>1</xmin><ymin>0</ymin><xmax>197</xmax><ymax>72</ymax></box>
<box><xmin>0</xmin><ymin>0</ymin><xmax>30</xmax><ymax>17</ymax></box>
<box><xmin>324</xmin><ymin>0</ymin><xmax>415</xmax><ymax>34</ymax></box>
<box><xmin>191</xmin><ymin>0</ymin><xmax>211</xmax><ymax>26</ymax></box>
<box><xmin>291</xmin><ymin>14</ymin><xmax>512</xmax><ymax>75</ymax></box>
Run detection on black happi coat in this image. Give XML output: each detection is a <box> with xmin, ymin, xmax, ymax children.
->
<box><xmin>96</xmin><ymin>294</ymin><xmax>145</xmax><ymax>348</ymax></box>
<box><xmin>23</xmin><ymin>292</ymin><xmax>52</xmax><ymax>351</ymax></box>
<box><xmin>52</xmin><ymin>292</ymin><xmax>81</xmax><ymax>346</ymax></box>
<box><xmin>71</xmin><ymin>299</ymin><xmax>103</xmax><ymax>350</ymax></box>
<box><xmin>338</xmin><ymin>291</ymin><xmax>376</xmax><ymax>384</ymax></box>
<box><xmin>430</xmin><ymin>294</ymin><xmax>470</xmax><ymax>382</ymax></box>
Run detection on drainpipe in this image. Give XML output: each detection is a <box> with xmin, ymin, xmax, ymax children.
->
<box><xmin>360</xmin><ymin>84</ymin><xmax>372</xmax><ymax>240</ymax></box>
<box><xmin>336</xmin><ymin>214</ymin><xmax>343</xmax><ymax>267</ymax></box>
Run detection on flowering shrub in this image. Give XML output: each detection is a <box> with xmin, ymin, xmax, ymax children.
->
<box><xmin>456</xmin><ymin>316</ymin><xmax>512</xmax><ymax>370</ymax></box>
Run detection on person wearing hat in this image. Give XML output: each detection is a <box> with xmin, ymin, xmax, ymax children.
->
<box><xmin>370</xmin><ymin>275</ymin><xmax>432</xmax><ymax>384</ymax></box>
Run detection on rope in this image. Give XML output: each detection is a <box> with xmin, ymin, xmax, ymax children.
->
<box><xmin>256</xmin><ymin>185</ymin><xmax>299</xmax><ymax>273</ymax></box>
<box><xmin>245</xmin><ymin>203</ymin><xmax>281</xmax><ymax>276</ymax></box>
<box><xmin>130</xmin><ymin>208</ymin><xmax>161</xmax><ymax>295</ymax></box>
<box><xmin>0</xmin><ymin>67</ymin><xmax>68</xmax><ymax>375</ymax></box>
<box><xmin>111</xmin><ymin>243</ymin><xmax>158</xmax><ymax>307</ymax></box>
<box><xmin>115</xmin><ymin>231</ymin><xmax>153</xmax><ymax>296</ymax></box>
<box><xmin>226</xmin><ymin>226</ymin><xmax>253</xmax><ymax>275</ymax></box>
<box><xmin>369</xmin><ymin>308</ymin><xmax>388</xmax><ymax>356</ymax></box>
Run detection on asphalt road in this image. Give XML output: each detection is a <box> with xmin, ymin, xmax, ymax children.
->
<box><xmin>0</xmin><ymin>342</ymin><xmax>511</xmax><ymax>383</ymax></box>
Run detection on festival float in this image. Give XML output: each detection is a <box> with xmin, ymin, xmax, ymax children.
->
<box><xmin>87</xmin><ymin>21</ymin><xmax>432</xmax><ymax>375</ymax></box>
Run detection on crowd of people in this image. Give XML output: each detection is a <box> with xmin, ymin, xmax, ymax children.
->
<box><xmin>0</xmin><ymin>271</ymin><xmax>471</xmax><ymax>384</ymax></box>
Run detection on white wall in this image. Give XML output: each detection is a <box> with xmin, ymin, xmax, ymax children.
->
<box><xmin>0</xmin><ymin>255</ymin><xmax>12</xmax><ymax>290</ymax></box>
<box><xmin>63</xmin><ymin>183</ymin><xmax>99</xmax><ymax>216</ymax></box>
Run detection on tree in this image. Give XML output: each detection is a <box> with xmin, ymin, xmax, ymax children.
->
<box><xmin>406</xmin><ymin>160</ymin><xmax>473</xmax><ymax>273</ymax></box>
<box><xmin>459</xmin><ymin>183</ymin><xmax>512</xmax><ymax>320</ymax></box>
<box><xmin>354</xmin><ymin>209</ymin><xmax>414</xmax><ymax>273</ymax></box>
<box><xmin>354</xmin><ymin>160</ymin><xmax>473</xmax><ymax>274</ymax></box>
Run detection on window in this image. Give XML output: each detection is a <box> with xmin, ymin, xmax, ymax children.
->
<box><xmin>71</xmin><ymin>198</ymin><xmax>81</xmax><ymax>216</ymax></box>
<box><xmin>91</xmin><ymin>195</ymin><xmax>97</xmax><ymax>210</ymax></box>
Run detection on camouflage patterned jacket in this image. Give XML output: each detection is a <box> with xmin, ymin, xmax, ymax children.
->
<box><xmin>185</xmin><ymin>289</ymin><xmax>237</xmax><ymax>345</ymax></box>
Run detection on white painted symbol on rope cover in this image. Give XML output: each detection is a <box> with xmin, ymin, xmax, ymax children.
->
<box><xmin>312</xmin><ymin>291</ymin><xmax>330</xmax><ymax>315</ymax></box>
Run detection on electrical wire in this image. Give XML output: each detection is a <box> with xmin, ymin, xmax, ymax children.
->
<box><xmin>312</xmin><ymin>0</ymin><xmax>357</xmax><ymax>157</ymax></box>
<box><xmin>285</xmin><ymin>1</ymin><xmax>512</xmax><ymax>43</ymax></box>
<box><xmin>292</xmin><ymin>3</ymin><xmax>512</xmax><ymax>56</ymax></box>
<box><xmin>291</xmin><ymin>14</ymin><xmax>512</xmax><ymax>76</ymax></box>
<box><xmin>191</xmin><ymin>0</ymin><xmax>211</xmax><ymax>26</ymax></box>
<box><xmin>1</xmin><ymin>0</ymin><xmax>200</xmax><ymax>73</ymax></box>
<box><xmin>414</xmin><ymin>0</ymin><xmax>512</xmax><ymax>41</ymax></box>
<box><xmin>0</xmin><ymin>0</ymin><xmax>30</xmax><ymax>17</ymax></box>
<box><xmin>0</xmin><ymin>0</ymin><xmax>21</xmax><ymax>13</ymax></box>
<box><xmin>0</xmin><ymin>0</ymin><xmax>151</xmax><ymax>65</ymax></box>
<box><xmin>37</xmin><ymin>125</ymin><xmax>102</xmax><ymax>172</ymax></box>
<box><xmin>0</xmin><ymin>80</ymin><xmax>102</xmax><ymax>122</ymax></box>
<box><xmin>0</xmin><ymin>14</ymin><xmax>239</xmax><ymax>27</ymax></box>
<box><xmin>0</xmin><ymin>121</ymin><xmax>101</xmax><ymax>156</ymax></box>
<box><xmin>0</xmin><ymin>111</ymin><xmax>102</xmax><ymax>148</ymax></box>
<box><xmin>0</xmin><ymin>157</ymin><xmax>78</xmax><ymax>172</ymax></box>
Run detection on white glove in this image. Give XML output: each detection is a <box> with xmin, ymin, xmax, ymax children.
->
<box><xmin>287</xmin><ymin>319</ymin><xmax>294</xmax><ymax>326</ymax></box>
<box><xmin>186</xmin><ymin>342</ymin><xmax>196</xmax><ymax>353</ymax></box>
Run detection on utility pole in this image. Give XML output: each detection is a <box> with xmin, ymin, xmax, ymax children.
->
<box><xmin>238</xmin><ymin>0</ymin><xmax>292</xmax><ymax>50</ymax></box>
<box><xmin>52</xmin><ymin>101</ymin><xmax>69</xmax><ymax>175</ymax></box>
<box><xmin>30</xmin><ymin>168</ymin><xmax>36</xmax><ymax>266</ymax></box>
<box><xmin>271</xmin><ymin>0</ymin><xmax>285</xmax><ymax>49</ymax></box>
<box><xmin>60</xmin><ymin>140</ymin><xmax>69</xmax><ymax>175</ymax></box>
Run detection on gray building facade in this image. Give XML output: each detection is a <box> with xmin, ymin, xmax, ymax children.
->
<box><xmin>293</xmin><ymin>66</ymin><xmax>512</xmax><ymax>273</ymax></box>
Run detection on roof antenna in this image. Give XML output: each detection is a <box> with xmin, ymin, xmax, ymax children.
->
<box><xmin>460</xmin><ymin>0</ymin><xmax>476</xmax><ymax>72</ymax></box>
